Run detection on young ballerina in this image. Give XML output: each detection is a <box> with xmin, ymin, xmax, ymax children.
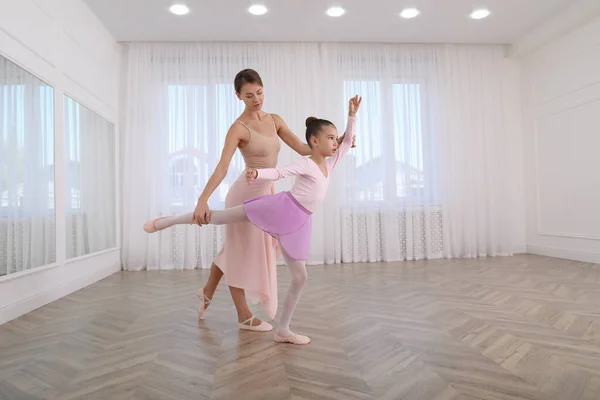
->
<box><xmin>145</xmin><ymin>95</ymin><xmax>361</xmax><ymax>344</ymax></box>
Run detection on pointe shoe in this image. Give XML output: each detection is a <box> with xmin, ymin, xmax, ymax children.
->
<box><xmin>197</xmin><ymin>288</ymin><xmax>212</xmax><ymax>320</ymax></box>
<box><xmin>143</xmin><ymin>217</ymin><xmax>167</xmax><ymax>233</ymax></box>
<box><xmin>274</xmin><ymin>331</ymin><xmax>310</xmax><ymax>345</ymax></box>
<box><xmin>239</xmin><ymin>316</ymin><xmax>273</xmax><ymax>332</ymax></box>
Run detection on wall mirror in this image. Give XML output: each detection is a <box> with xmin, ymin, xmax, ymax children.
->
<box><xmin>0</xmin><ymin>55</ymin><xmax>55</xmax><ymax>276</ymax></box>
<box><xmin>64</xmin><ymin>96</ymin><xmax>116</xmax><ymax>258</ymax></box>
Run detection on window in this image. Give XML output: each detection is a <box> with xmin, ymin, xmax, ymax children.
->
<box><xmin>164</xmin><ymin>80</ymin><xmax>434</xmax><ymax>209</ymax></box>
<box><xmin>343</xmin><ymin>80</ymin><xmax>384</xmax><ymax>202</ymax></box>
<box><xmin>343</xmin><ymin>80</ymin><xmax>433</xmax><ymax>204</ymax></box>
<box><xmin>343</xmin><ymin>81</ymin><xmax>382</xmax><ymax>168</ymax></box>
<box><xmin>167</xmin><ymin>83</ymin><xmax>244</xmax><ymax>210</ymax></box>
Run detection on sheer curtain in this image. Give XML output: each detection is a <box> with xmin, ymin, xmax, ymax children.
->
<box><xmin>121</xmin><ymin>42</ymin><xmax>515</xmax><ymax>270</ymax></box>
<box><xmin>0</xmin><ymin>55</ymin><xmax>55</xmax><ymax>276</ymax></box>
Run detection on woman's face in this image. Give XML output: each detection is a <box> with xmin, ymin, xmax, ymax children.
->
<box><xmin>237</xmin><ymin>83</ymin><xmax>264</xmax><ymax>111</ymax></box>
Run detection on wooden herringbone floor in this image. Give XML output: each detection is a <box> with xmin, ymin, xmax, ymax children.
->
<box><xmin>2</xmin><ymin>255</ymin><xmax>600</xmax><ymax>399</ymax></box>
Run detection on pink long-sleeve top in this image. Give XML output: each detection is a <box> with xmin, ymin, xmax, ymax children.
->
<box><xmin>255</xmin><ymin>116</ymin><xmax>357</xmax><ymax>213</ymax></box>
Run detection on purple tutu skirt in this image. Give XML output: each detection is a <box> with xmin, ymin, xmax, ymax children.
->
<box><xmin>243</xmin><ymin>192</ymin><xmax>312</xmax><ymax>260</ymax></box>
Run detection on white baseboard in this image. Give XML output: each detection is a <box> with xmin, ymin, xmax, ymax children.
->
<box><xmin>527</xmin><ymin>245</ymin><xmax>600</xmax><ymax>264</ymax></box>
<box><xmin>513</xmin><ymin>245</ymin><xmax>528</xmax><ymax>254</ymax></box>
<box><xmin>0</xmin><ymin>250</ymin><xmax>121</xmax><ymax>324</ymax></box>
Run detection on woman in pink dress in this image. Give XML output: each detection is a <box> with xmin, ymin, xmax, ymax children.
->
<box><xmin>149</xmin><ymin>69</ymin><xmax>352</xmax><ymax>331</ymax></box>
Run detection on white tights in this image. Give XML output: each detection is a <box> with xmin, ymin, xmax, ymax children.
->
<box><xmin>277</xmin><ymin>249</ymin><xmax>308</xmax><ymax>337</ymax></box>
<box><xmin>151</xmin><ymin>206</ymin><xmax>307</xmax><ymax>337</ymax></box>
<box><xmin>153</xmin><ymin>205</ymin><xmax>248</xmax><ymax>230</ymax></box>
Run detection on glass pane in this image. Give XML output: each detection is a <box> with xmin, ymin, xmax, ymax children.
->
<box><xmin>343</xmin><ymin>80</ymin><xmax>384</xmax><ymax>201</ymax></box>
<box><xmin>392</xmin><ymin>83</ymin><xmax>425</xmax><ymax>198</ymax></box>
<box><xmin>166</xmin><ymin>83</ymin><xmax>243</xmax><ymax>211</ymax></box>
<box><xmin>167</xmin><ymin>85</ymin><xmax>207</xmax><ymax>210</ymax></box>
<box><xmin>0</xmin><ymin>55</ymin><xmax>55</xmax><ymax>276</ymax></box>
<box><xmin>64</xmin><ymin>96</ymin><xmax>116</xmax><ymax>258</ymax></box>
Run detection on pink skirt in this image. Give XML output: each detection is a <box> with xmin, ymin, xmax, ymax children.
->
<box><xmin>243</xmin><ymin>192</ymin><xmax>312</xmax><ymax>260</ymax></box>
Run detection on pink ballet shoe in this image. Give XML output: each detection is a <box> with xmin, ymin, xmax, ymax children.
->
<box><xmin>143</xmin><ymin>217</ymin><xmax>167</xmax><ymax>233</ymax></box>
<box><xmin>273</xmin><ymin>331</ymin><xmax>310</xmax><ymax>345</ymax></box>
<box><xmin>197</xmin><ymin>288</ymin><xmax>211</xmax><ymax>320</ymax></box>
<box><xmin>239</xmin><ymin>316</ymin><xmax>273</xmax><ymax>332</ymax></box>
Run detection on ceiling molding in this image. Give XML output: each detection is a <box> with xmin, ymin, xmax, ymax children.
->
<box><xmin>509</xmin><ymin>0</ymin><xmax>600</xmax><ymax>58</ymax></box>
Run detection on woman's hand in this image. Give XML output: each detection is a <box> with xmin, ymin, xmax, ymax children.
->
<box><xmin>192</xmin><ymin>199</ymin><xmax>211</xmax><ymax>225</ymax></box>
<box><xmin>246</xmin><ymin>168</ymin><xmax>258</xmax><ymax>182</ymax></box>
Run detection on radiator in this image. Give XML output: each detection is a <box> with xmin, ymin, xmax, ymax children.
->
<box><xmin>0</xmin><ymin>214</ymin><xmax>87</xmax><ymax>276</ymax></box>
<box><xmin>341</xmin><ymin>206</ymin><xmax>444</xmax><ymax>262</ymax></box>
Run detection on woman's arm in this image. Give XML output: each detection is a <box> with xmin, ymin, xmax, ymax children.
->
<box><xmin>193</xmin><ymin>123</ymin><xmax>246</xmax><ymax>224</ymax></box>
<box><xmin>271</xmin><ymin>113</ymin><xmax>312</xmax><ymax>156</ymax></box>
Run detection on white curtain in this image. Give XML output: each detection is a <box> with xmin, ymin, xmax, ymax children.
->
<box><xmin>121</xmin><ymin>42</ymin><xmax>515</xmax><ymax>270</ymax></box>
<box><xmin>0</xmin><ymin>55</ymin><xmax>55</xmax><ymax>276</ymax></box>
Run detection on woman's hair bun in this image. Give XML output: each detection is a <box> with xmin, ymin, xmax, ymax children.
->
<box><xmin>305</xmin><ymin>116</ymin><xmax>318</xmax><ymax>127</ymax></box>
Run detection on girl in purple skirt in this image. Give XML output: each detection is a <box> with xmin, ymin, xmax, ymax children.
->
<box><xmin>145</xmin><ymin>95</ymin><xmax>361</xmax><ymax>344</ymax></box>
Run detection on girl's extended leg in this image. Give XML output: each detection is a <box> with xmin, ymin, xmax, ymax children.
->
<box><xmin>274</xmin><ymin>248</ymin><xmax>310</xmax><ymax>345</ymax></box>
<box><xmin>144</xmin><ymin>205</ymin><xmax>248</xmax><ymax>232</ymax></box>
<box><xmin>209</xmin><ymin>206</ymin><xmax>249</xmax><ymax>225</ymax></box>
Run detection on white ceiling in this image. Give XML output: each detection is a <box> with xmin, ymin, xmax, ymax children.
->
<box><xmin>82</xmin><ymin>0</ymin><xmax>576</xmax><ymax>44</ymax></box>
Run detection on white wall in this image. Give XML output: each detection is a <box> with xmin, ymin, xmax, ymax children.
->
<box><xmin>0</xmin><ymin>0</ymin><xmax>122</xmax><ymax>323</ymax></box>
<box><xmin>503</xmin><ymin>57</ymin><xmax>528</xmax><ymax>254</ymax></box>
<box><xmin>518</xmin><ymin>10</ymin><xmax>600</xmax><ymax>263</ymax></box>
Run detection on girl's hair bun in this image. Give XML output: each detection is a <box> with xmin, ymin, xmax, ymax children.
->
<box><xmin>305</xmin><ymin>116</ymin><xmax>318</xmax><ymax>127</ymax></box>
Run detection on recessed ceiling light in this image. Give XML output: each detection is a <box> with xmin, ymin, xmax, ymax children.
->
<box><xmin>326</xmin><ymin>7</ymin><xmax>345</xmax><ymax>17</ymax></box>
<box><xmin>470</xmin><ymin>8</ymin><xmax>491</xmax><ymax>19</ymax></box>
<box><xmin>169</xmin><ymin>4</ymin><xmax>189</xmax><ymax>15</ymax></box>
<box><xmin>248</xmin><ymin>4</ymin><xmax>268</xmax><ymax>15</ymax></box>
<box><xmin>400</xmin><ymin>8</ymin><xmax>420</xmax><ymax>19</ymax></box>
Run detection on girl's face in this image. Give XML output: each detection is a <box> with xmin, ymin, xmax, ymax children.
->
<box><xmin>310</xmin><ymin>126</ymin><xmax>339</xmax><ymax>157</ymax></box>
